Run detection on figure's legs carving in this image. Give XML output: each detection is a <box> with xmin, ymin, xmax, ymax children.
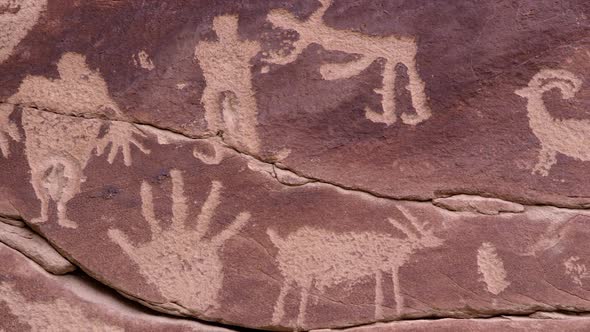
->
<box><xmin>366</xmin><ymin>61</ymin><xmax>397</xmax><ymax>126</ymax></box>
<box><xmin>401</xmin><ymin>57</ymin><xmax>431</xmax><ymax>125</ymax></box>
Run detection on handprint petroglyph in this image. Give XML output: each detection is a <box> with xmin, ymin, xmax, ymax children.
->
<box><xmin>195</xmin><ymin>15</ymin><xmax>262</xmax><ymax>155</ymax></box>
<box><xmin>515</xmin><ymin>69</ymin><xmax>586</xmax><ymax>176</ymax></box>
<box><xmin>108</xmin><ymin>169</ymin><xmax>250</xmax><ymax>313</ymax></box>
<box><xmin>6</xmin><ymin>52</ymin><xmax>150</xmax><ymax>228</ymax></box>
<box><xmin>267</xmin><ymin>206</ymin><xmax>442</xmax><ymax>329</ymax></box>
<box><xmin>263</xmin><ymin>0</ymin><xmax>431</xmax><ymax>126</ymax></box>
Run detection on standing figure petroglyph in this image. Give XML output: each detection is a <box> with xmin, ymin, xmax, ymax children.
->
<box><xmin>263</xmin><ymin>0</ymin><xmax>431</xmax><ymax>126</ymax></box>
<box><xmin>108</xmin><ymin>169</ymin><xmax>251</xmax><ymax>313</ymax></box>
<box><xmin>515</xmin><ymin>69</ymin><xmax>586</xmax><ymax>176</ymax></box>
<box><xmin>4</xmin><ymin>52</ymin><xmax>150</xmax><ymax>228</ymax></box>
<box><xmin>195</xmin><ymin>15</ymin><xmax>262</xmax><ymax>154</ymax></box>
<box><xmin>267</xmin><ymin>206</ymin><xmax>443</xmax><ymax>329</ymax></box>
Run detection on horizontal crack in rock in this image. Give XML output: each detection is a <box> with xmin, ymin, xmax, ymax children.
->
<box><xmin>5</xmin><ymin>102</ymin><xmax>590</xmax><ymax>211</ymax></box>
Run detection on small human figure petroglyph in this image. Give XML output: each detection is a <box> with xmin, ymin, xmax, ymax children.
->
<box><xmin>132</xmin><ymin>50</ymin><xmax>155</xmax><ymax>71</ymax></box>
<box><xmin>0</xmin><ymin>282</ymin><xmax>124</xmax><ymax>332</ymax></box>
<box><xmin>0</xmin><ymin>104</ymin><xmax>21</xmax><ymax>157</ymax></box>
<box><xmin>477</xmin><ymin>242</ymin><xmax>510</xmax><ymax>295</ymax></box>
<box><xmin>5</xmin><ymin>52</ymin><xmax>150</xmax><ymax>228</ymax></box>
<box><xmin>266</xmin><ymin>206</ymin><xmax>442</xmax><ymax>329</ymax></box>
<box><xmin>195</xmin><ymin>15</ymin><xmax>262</xmax><ymax>154</ymax></box>
<box><xmin>0</xmin><ymin>0</ymin><xmax>47</xmax><ymax>63</ymax></box>
<box><xmin>564</xmin><ymin>256</ymin><xmax>590</xmax><ymax>287</ymax></box>
<box><xmin>515</xmin><ymin>69</ymin><xmax>586</xmax><ymax>176</ymax></box>
<box><xmin>108</xmin><ymin>169</ymin><xmax>250</xmax><ymax>313</ymax></box>
<box><xmin>263</xmin><ymin>0</ymin><xmax>431</xmax><ymax>126</ymax></box>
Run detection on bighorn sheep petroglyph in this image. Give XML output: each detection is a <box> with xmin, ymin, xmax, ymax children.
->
<box><xmin>263</xmin><ymin>0</ymin><xmax>431</xmax><ymax>126</ymax></box>
<box><xmin>267</xmin><ymin>206</ymin><xmax>443</xmax><ymax>329</ymax></box>
<box><xmin>515</xmin><ymin>69</ymin><xmax>586</xmax><ymax>176</ymax></box>
<box><xmin>108</xmin><ymin>169</ymin><xmax>250</xmax><ymax>313</ymax></box>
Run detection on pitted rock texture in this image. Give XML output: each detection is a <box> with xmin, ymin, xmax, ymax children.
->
<box><xmin>0</xmin><ymin>243</ymin><xmax>234</xmax><ymax>332</ymax></box>
<box><xmin>1</xmin><ymin>0</ymin><xmax>590</xmax><ymax>331</ymax></box>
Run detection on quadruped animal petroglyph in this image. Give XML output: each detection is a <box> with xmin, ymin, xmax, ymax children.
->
<box><xmin>2</xmin><ymin>52</ymin><xmax>150</xmax><ymax>228</ymax></box>
<box><xmin>263</xmin><ymin>0</ymin><xmax>432</xmax><ymax>126</ymax></box>
<box><xmin>515</xmin><ymin>69</ymin><xmax>587</xmax><ymax>176</ymax></box>
<box><xmin>267</xmin><ymin>206</ymin><xmax>443</xmax><ymax>329</ymax></box>
<box><xmin>108</xmin><ymin>169</ymin><xmax>250</xmax><ymax>313</ymax></box>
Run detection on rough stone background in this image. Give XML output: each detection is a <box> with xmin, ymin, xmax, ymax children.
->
<box><xmin>1</xmin><ymin>0</ymin><xmax>590</xmax><ymax>331</ymax></box>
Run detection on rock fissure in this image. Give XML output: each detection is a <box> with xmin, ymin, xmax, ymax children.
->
<box><xmin>5</xmin><ymin>102</ymin><xmax>590</xmax><ymax>213</ymax></box>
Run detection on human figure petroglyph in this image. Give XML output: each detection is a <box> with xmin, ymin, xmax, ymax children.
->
<box><xmin>515</xmin><ymin>69</ymin><xmax>587</xmax><ymax>176</ymax></box>
<box><xmin>267</xmin><ymin>206</ymin><xmax>442</xmax><ymax>329</ymax></box>
<box><xmin>0</xmin><ymin>104</ymin><xmax>21</xmax><ymax>158</ymax></box>
<box><xmin>195</xmin><ymin>15</ymin><xmax>262</xmax><ymax>154</ymax></box>
<box><xmin>0</xmin><ymin>0</ymin><xmax>47</xmax><ymax>63</ymax></box>
<box><xmin>0</xmin><ymin>282</ymin><xmax>124</xmax><ymax>332</ymax></box>
<box><xmin>263</xmin><ymin>0</ymin><xmax>431</xmax><ymax>126</ymax></box>
<box><xmin>477</xmin><ymin>242</ymin><xmax>510</xmax><ymax>295</ymax></box>
<box><xmin>6</xmin><ymin>52</ymin><xmax>150</xmax><ymax>228</ymax></box>
<box><xmin>108</xmin><ymin>169</ymin><xmax>250</xmax><ymax>313</ymax></box>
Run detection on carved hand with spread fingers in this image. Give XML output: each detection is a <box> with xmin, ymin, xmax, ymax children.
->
<box><xmin>108</xmin><ymin>169</ymin><xmax>250</xmax><ymax>313</ymax></box>
<box><xmin>95</xmin><ymin>122</ymin><xmax>150</xmax><ymax>166</ymax></box>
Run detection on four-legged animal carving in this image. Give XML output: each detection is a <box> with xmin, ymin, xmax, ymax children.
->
<box><xmin>264</xmin><ymin>0</ymin><xmax>431</xmax><ymax>126</ymax></box>
<box><xmin>267</xmin><ymin>207</ymin><xmax>443</xmax><ymax>329</ymax></box>
<box><xmin>515</xmin><ymin>69</ymin><xmax>586</xmax><ymax>176</ymax></box>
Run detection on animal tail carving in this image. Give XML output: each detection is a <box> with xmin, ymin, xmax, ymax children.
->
<box><xmin>516</xmin><ymin>69</ymin><xmax>583</xmax><ymax>99</ymax></box>
<box><xmin>266</xmin><ymin>228</ymin><xmax>284</xmax><ymax>249</ymax></box>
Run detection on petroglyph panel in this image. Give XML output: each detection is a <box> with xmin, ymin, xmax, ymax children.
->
<box><xmin>1</xmin><ymin>1</ymin><xmax>590</xmax><ymax>331</ymax></box>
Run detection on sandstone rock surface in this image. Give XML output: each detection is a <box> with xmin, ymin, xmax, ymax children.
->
<box><xmin>0</xmin><ymin>243</ymin><xmax>235</xmax><ymax>331</ymax></box>
<box><xmin>1</xmin><ymin>0</ymin><xmax>590</xmax><ymax>331</ymax></box>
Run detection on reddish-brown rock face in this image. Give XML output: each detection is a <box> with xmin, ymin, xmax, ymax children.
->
<box><xmin>1</xmin><ymin>0</ymin><xmax>590</xmax><ymax>331</ymax></box>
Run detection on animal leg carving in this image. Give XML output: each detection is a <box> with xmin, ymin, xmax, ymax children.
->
<box><xmin>272</xmin><ymin>280</ymin><xmax>291</xmax><ymax>325</ymax></box>
<box><xmin>392</xmin><ymin>266</ymin><xmax>403</xmax><ymax>316</ymax></box>
<box><xmin>296</xmin><ymin>280</ymin><xmax>312</xmax><ymax>331</ymax></box>
<box><xmin>375</xmin><ymin>269</ymin><xmax>384</xmax><ymax>320</ymax></box>
<box><xmin>533</xmin><ymin>146</ymin><xmax>557</xmax><ymax>176</ymax></box>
